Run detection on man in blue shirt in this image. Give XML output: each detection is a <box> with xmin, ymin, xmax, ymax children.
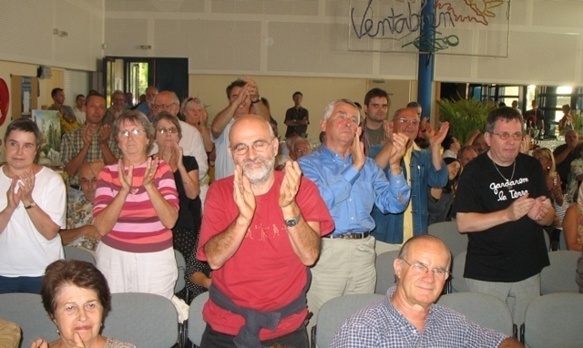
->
<box><xmin>298</xmin><ymin>99</ymin><xmax>411</xmax><ymax>334</ymax></box>
<box><xmin>369</xmin><ymin>107</ymin><xmax>449</xmax><ymax>253</ymax></box>
<box><xmin>331</xmin><ymin>235</ymin><xmax>522</xmax><ymax>348</ymax></box>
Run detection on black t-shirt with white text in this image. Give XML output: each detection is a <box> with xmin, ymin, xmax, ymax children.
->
<box><xmin>454</xmin><ymin>152</ymin><xmax>550</xmax><ymax>282</ymax></box>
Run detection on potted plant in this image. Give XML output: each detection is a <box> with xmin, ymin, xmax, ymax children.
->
<box><xmin>437</xmin><ymin>98</ymin><xmax>493</xmax><ymax>144</ymax></box>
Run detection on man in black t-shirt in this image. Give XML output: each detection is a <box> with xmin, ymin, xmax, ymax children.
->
<box><xmin>455</xmin><ymin>107</ymin><xmax>554</xmax><ymax>328</ymax></box>
<box><xmin>284</xmin><ymin>91</ymin><xmax>309</xmax><ymax>138</ymax></box>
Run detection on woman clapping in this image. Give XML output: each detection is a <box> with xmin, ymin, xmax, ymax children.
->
<box><xmin>154</xmin><ymin>112</ymin><xmax>201</xmax><ymax>302</ymax></box>
<box><xmin>0</xmin><ymin>119</ymin><xmax>66</xmax><ymax>294</ymax></box>
<box><xmin>93</xmin><ymin>110</ymin><xmax>179</xmax><ymax>299</ymax></box>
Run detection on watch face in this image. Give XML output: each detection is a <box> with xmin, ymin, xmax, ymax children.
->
<box><xmin>285</xmin><ymin>218</ymin><xmax>299</xmax><ymax>227</ymax></box>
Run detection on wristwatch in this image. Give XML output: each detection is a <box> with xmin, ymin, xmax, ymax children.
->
<box><xmin>24</xmin><ymin>201</ymin><xmax>37</xmax><ymax>210</ymax></box>
<box><xmin>285</xmin><ymin>213</ymin><xmax>301</xmax><ymax>228</ymax></box>
<box><xmin>251</xmin><ymin>97</ymin><xmax>261</xmax><ymax>104</ymax></box>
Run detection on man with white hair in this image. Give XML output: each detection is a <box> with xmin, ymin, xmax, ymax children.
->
<box><xmin>298</xmin><ymin>99</ymin><xmax>411</xmax><ymax>332</ymax></box>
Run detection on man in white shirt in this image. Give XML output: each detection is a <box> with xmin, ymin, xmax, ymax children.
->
<box><xmin>211</xmin><ymin>78</ymin><xmax>269</xmax><ymax>180</ymax></box>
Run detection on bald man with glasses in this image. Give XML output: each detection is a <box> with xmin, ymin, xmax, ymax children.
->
<box><xmin>332</xmin><ymin>235</ymin><xmax>523</xmax><ymax>348</ymax></box>
<box><xmin>197</xmin><ymin>115</ymin><xmax>333</xmax><ymax>347</ymax></box>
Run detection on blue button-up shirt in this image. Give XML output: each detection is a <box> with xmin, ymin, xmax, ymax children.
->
<box><xmin>298</xmin><ymin>145</ymin><xmax>410</xmax><ymax>235</ymax></box>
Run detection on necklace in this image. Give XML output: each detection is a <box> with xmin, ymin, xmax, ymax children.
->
<box><xmin>491</xmin><ymin>158</ymin><xmax>516</xmax><ymax>189</ymax></box>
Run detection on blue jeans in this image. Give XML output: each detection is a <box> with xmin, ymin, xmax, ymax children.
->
<box><xmin>0</xmin><ymin>275</ymin><xmax>43</xmax><ymax>294</ymax></box>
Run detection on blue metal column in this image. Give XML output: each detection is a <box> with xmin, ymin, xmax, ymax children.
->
<box><xmin>417</xmin><ymin>0</ymin><xmax>435</xmax><ymax>119</ymax></box>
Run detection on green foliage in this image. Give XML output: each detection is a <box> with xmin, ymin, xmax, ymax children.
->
<box><xmin>437</xmin><ymin>98</ymin><xmax>493</xmax><ymax>144</ymax></box>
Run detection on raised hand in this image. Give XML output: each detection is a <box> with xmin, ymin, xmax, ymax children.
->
<box><xmin>427</xmin><ymin>121</ymin><xmax>450</xmax><ymax>147</ymax></box>
<box><xmin>200</xmin><ymin>107</ymin><xmax>208</xmax><ymax>125</ymax></box>
<box><xmin>279</xmin><ymin>161</ymin><xmax>302</xmax><ymax>208</ymax></box>
<box><xmin>351</xmin><ymin>127</ymin><xmax>365</xmax><ymax>170</ymax></box>
<box><xmin>520</xmin><ymin>133</ymin><xmax>532</xmax><ymax>154</ymax></box>
<box><xmin>232</xmin><ymin>83</ymin><xmax>250</xmax><ymax>107</ymax></box>
<box><xmin>72</xmin><ymin>332</ymin><xmax>87</xmax><ymax>348</ymax></box>
<box><xmin>245</xmin><ymin>76</ymin><xmax>260</xmax><ymax>102</ymax></box>
<box><xmin>506</xmin><ymin>193</ymin><xmax>535</xmax><ymax>221</ymax></box>
<box><xmin>82</xmin><ymin>125</ymin><xmax>94</xmax><ymax>147</ymax></box>
<box><xmin>6</xmin><ymin>177</ymin><xmax>23</xmax><ymax>210</ymax></box>
<box><xmin>30</xmin><ymin>338</ymin><xmax>49</xmax><ymax>348</ymax></box>
<box><xmin>175</xmin><ymin>143</ymin><xmax>186</xmax><ymax>171</ymax></box>
<box><xmin>160</xmin><ymin>145</ymin><xmax>177</xmax><ymax>168</ymax></box>
<box><xmin>142</xmin><ymin>157</ymin><xmax>159</xmax><ymax>189</ymax></box>
<box><xmin>233</xmin><ymin>165</ymin><xmax>256</xmax><ymax>223</ymax></box>
<box><xmin>99</xmin><ymin>124</ymin><xmax>112</xmax><ymax>144</ymax></box>
<box><xmin>18</xmin><ymin>170</ymin><xmax>35</xmax><ymax>204</ymax></box>
<box><xmin>388</xmin><ymin>133</ymin><xmax>409</xmax><ymax>170</ymax></box>
<box><xmin>118</xmin><ymin>159</ymin><xmax>133</xmax><ymax>194</ymax></box>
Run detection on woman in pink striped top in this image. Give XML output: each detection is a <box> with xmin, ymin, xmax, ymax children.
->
<box><xmin>93</xmin><ymin>110</ymin><xmax>179</xmax><ymax>299</ymax></box>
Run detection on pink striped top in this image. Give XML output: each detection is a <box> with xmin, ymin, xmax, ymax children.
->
<box><xmin>93</xmin><ymin>161</ymin><xmax>179</xmax><ymax>252</ymax></box>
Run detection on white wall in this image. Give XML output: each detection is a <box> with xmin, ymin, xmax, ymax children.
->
<box><xmin>104</xmin><ymin>0</ymin><xmax>583</xmax><ymax>86</ymax></box>
<box><xmin>436</xmin><ymin>0</ymin><xmax>583</xmax><ymax>86</ymax></box>
<box><xmin>190</xmin><ymin>74</ymin><xmax>417</xmax><ymax>140</ymax></box>
<box><xmin>0</xmin><ymin>0</ymin><xmax>105</xmax><ymax>71</ymax></box>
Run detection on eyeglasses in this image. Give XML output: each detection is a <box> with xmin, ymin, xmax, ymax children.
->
<box><xmin>231</xmin><ymin>139</ymin><xmax>274</xmax><ymax>155</ymax></box>
<box><xmin>490</xmin><ymin>132</ymin><xmax>523</xmax><ymax>141</ymax></box>
<box><xmin>395</xmin><ymin>118</ymin><xmax>420</xmax><ymax>126</ymax></box>
<box><xmin>399</xmin><ymin>258</ymin><xmax>450</xmax><ymax>281</ymax></box>
<box><xmin>152</xmin><ymin>103</ymin><xmax>177</xmax><ymax>110</ymax></box>
<box><xmin>119</xmin><ymin>129</ymin><xmax>146</xmax><ymax>138</ymax></box>
<box><xmin>294</xmin><ymin>147</ymin><xmax>312</xmax><ymax>154</ymax></box>
<box><xmin>157</xmin><ymin>127</ymin><xmax>178</xmax><ymax>135</ymax></box>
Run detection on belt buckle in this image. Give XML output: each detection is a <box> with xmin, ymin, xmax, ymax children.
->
<box><xmin>348</xmin><ymin>232</ymin><xmax>369</xmax><ymax>239</ymax></box>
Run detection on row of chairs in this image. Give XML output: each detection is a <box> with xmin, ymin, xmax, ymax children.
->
<box><xmin>0</xmin><ymin>290</ymin><xmax>210</xmax><ymax>348</ymax></box>
<box><xmin>0</xmin><ymin>247</ymin><xmax>191</xmax><ymax>348</ymax></box>
<box><xmin>424</xmin><ymin>221</ymin><xmax>581</xmax><ymax>294</ymax></box>
<box><xmin>4</xmin><ymin>269</ymin><xmax>579</xmax><ymax>348</ymax></box>
<box><xmin>449</xmin><ymin>249</ymin><xmax>580</xmax><ymax>294</ymax></box>
<box><xmin>375</xmin><ymin>246</ymin><xmax>580</xmax><ymax>295</ymax></box>
<box><xmin>0</xmin><ymin>292</ymin><xmax>180</xmax><ymax>348</ymax></box>
<box><xmin>427</xmin><ymin>220</ymin><xmax>559</xmax><ymax>256</ymax></box>
<box><xmin>313</xmin><ymin>291</ymin><xmax>583</xmax><ymax>348</ymax></box>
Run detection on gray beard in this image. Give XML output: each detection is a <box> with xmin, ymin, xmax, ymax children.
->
<box><xmin>242</xmin><ymin>157</ymin><xmax>275</xmax><ymax>184</ymax></box>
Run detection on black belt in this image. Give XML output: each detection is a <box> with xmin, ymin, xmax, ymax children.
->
<box><xmin>324</xmin><ymin>231</ymin><xmax>371</xmax><ymax>240</ymax></box>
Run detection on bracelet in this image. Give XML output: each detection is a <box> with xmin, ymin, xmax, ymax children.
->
<box><xmin>24</xmin><ymin>201</ymin><xmax>37</xmax><ymax>210</ymax></box>
<box><xmin>183</xmin><ymin>180</ymin><xmax>191</xmax><ymax>184</ymax></box>
<box><xmin>251</xmin><ymin>97</ymin><xmax>261</xmax><ymax>104</ymax></box>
